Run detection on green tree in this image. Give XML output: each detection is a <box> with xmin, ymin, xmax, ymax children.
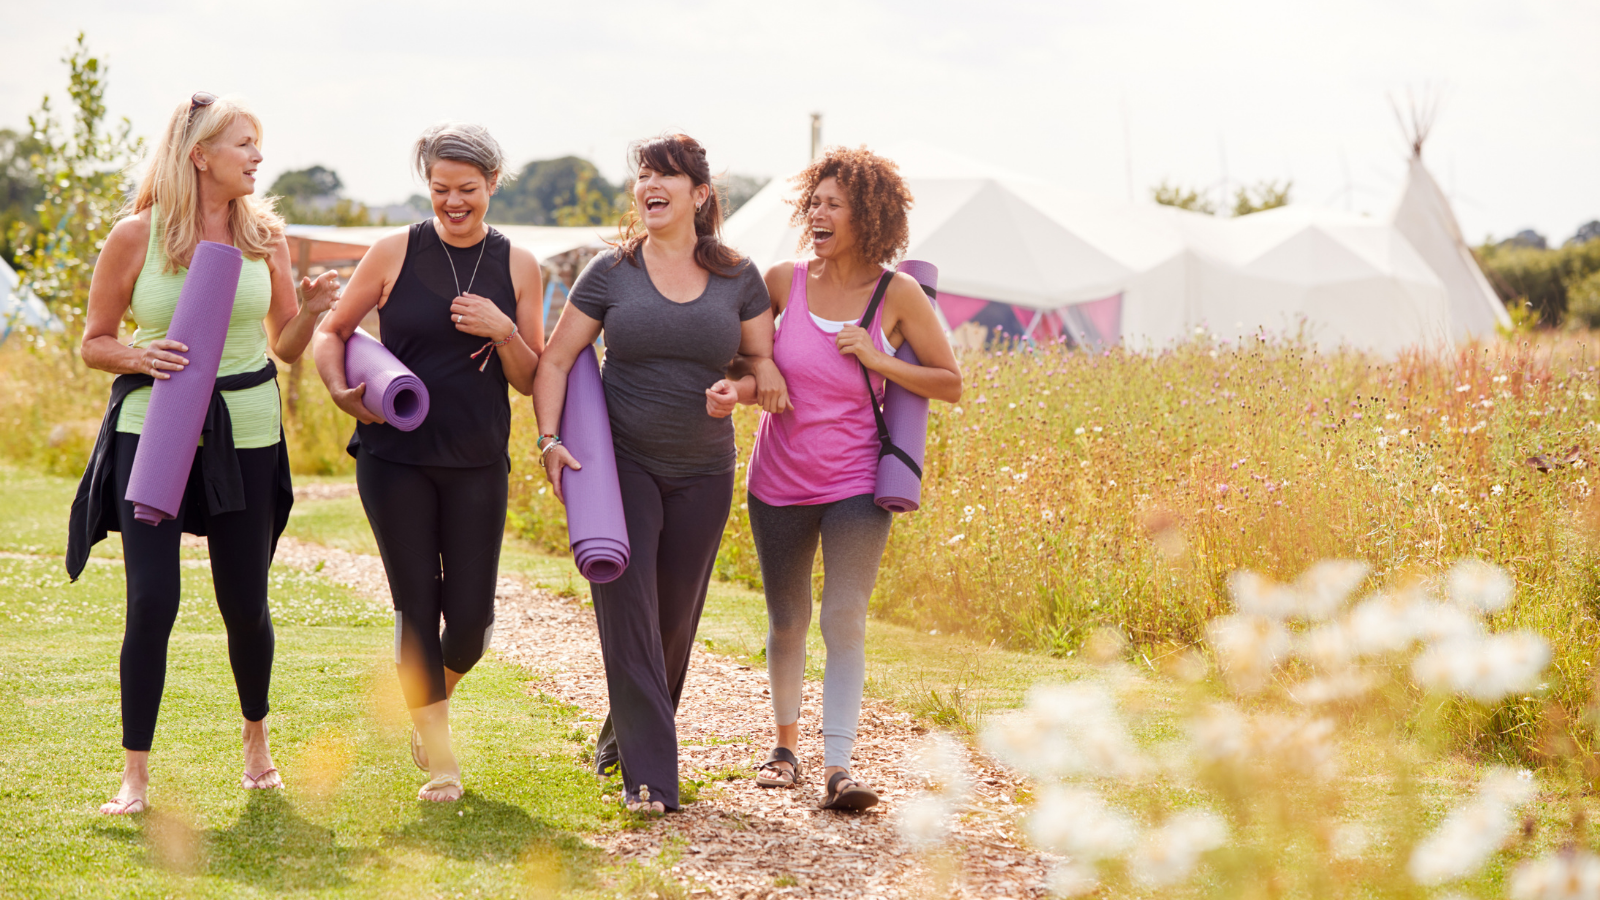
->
<box><xmin>7</xmin><ymin>32</ymin><xmax>144</xmax><ymax>333</ymax></box>
<box><xmin>490</xmin><ymin>156</ymin><xmax>623</xmax><ymax>226</ymax></box>
<box><xmin>0</xmin><ymin>128</ymin><xmax>45</xmax><ymax>268</ymax></box>
<box><xmin>268</xmin><ymin>164</ymin><xmax>377</xmax><ymax>226</ymax></box>
<box><xmin>720</xmin><ymin>173</ymin><xmax>770</xmax><ymax>217</ymax></box>
<box><xmin>1232</xmin><ymin>179</ymin><xmax>1292</xmax><ymax>217</ymax></box>
<box><xmin>1151</xmin><ymin>180</ymin><xmax>1216</xmax><ymax>215</ymax></box>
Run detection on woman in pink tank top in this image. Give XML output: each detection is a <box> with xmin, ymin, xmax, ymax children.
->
<box><xmin>724</xmin><ymin>147</ymin><xmax>961</xmax><ymax>811</ymax></box>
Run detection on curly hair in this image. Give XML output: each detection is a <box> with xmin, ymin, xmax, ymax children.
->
<box><xmin>788</xmin><ymin>146</ymin><xmax>913</xmax><ymax>267</ymax></box>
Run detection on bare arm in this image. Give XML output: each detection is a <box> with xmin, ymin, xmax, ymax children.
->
<box><xmin>311</xmin><ymin>231</ymin><xmax>407</xmax><ymax>424</ymax></box>
<box><xmin>80</xmin><ymin>212</ymin><xmax>194</xmax><ymax>378</ymax></box>
<box><xmin>725</xmin><ymin>261</ymin><xmax>793</xmax><ymax>411</ymax></box>
<box><xmin>531</xmin><ymin>301</ymin><xmax>604</xmax><ymax>503</ymax></box>
<box><xmin>836</xmin><ymin>272</ymin><xmax>962</xmax><ymax>403</ymax></box>
<box><xmin>264</xmin><ymin>236</ymin><xmax>339</xmax><ymax>364</ymax></box>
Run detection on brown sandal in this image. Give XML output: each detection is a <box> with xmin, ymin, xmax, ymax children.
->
<box><xmin>820</xmin><ymin>771</ymin><xmax>878</xmax><ymax>811</ymax></box>
<box><xmin>755</xmin><ymin>747</ymin><xmax>802</xmax><ymax>788</ymax></box>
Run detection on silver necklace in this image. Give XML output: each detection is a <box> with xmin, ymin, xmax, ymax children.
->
<box><xmin>442</xmin><ymin>225</ymin><xmax>487</xmax><ymax>298</ymax></box>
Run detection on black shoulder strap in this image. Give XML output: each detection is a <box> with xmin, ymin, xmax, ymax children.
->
<box><xmin>857</xmin><ymin>272</ymin><xmax>923</xmax><ymax>479</ymax></box>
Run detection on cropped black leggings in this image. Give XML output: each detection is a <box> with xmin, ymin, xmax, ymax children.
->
<box><xmin>113</xmin><ymin>432</ymin><xmax>279</xmax><ymax>752</ymax></box>
<box><xmin>356</xmin><ymin>448</ymin><xmax>507</xmax><ymax>709</ymax></box>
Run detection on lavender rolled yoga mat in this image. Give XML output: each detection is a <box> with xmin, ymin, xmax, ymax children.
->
<box><xmin>560</xmin><ymin>345</ymin><xmax>630</xmax><ymax>583</ymax></box>
<box><xmin>345</xmin><ymin>328</ymin><xmax>429</xmax><ymax>431</ymax></box>
<box><xmin>124</xmin><ymin>241</ymin><xmax>243</xmax><ymax>526</ymax></box>
<box><xmin>874</xmin><ymin>260</ymin><xmax>939</xmax><ymax>514</ymax></box>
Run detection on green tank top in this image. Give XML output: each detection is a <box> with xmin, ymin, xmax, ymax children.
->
<box><xmin>116</xmin><ymin>205</ymin><xmax>281</xmax><ymax>448</ymax></box>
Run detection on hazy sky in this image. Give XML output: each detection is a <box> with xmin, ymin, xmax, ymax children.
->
<box><xmin>3</xmin><ymin>0</ymin><xmax>1595</xmax><ymax>243</ymax></box>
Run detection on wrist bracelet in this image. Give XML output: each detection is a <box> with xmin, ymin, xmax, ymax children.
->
<box><xmin>493</xmin><ymin>323</ymin><xmax>518</xmax><ymax>347</ymax></box>
<box><xmin>538</xmin><ymin>439</ymin><xmax>562</xmax><ymax>461</ymax></box>
<box><xmin>536</xmin><ymin>433</ymin><xmax>559</xmax><ymax>451</ymax></box>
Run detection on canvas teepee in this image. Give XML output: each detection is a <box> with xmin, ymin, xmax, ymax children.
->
<box><xmin>1387</xmin><ymin>95</ymin><xmax>1511</xmax><ymax>342</ymax></box>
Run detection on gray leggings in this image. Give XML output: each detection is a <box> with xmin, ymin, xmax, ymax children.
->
<box><xmin>748</xmin><ymin>492</ymin><xmax>891</xmax><ymax>770</ymax></box>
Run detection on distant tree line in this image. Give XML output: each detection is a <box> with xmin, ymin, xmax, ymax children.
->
<box><xmin>1478</xmin><ymin>224</ymin><xmax>1600</xmax><ymax>327</ymax></box>
<box><xmin>267</xmin><ymin>158</ymin><xmax>770</xmax><ymax>230</ymax></box>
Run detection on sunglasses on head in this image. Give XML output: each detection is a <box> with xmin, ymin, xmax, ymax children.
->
<box><xmin>187</xmin><ymin>91</ymin><xmax>216</xmax><ymax>124</ymax></box>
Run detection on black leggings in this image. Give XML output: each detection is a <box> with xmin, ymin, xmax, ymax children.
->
<box><xmin>113</xmin><ymin>432</ymin><xmax>279</xmax><ymax>752</ymax></box>
<box><xmin>356</xmin><ymin>448</ymin><xmax>507</xmax><ymax>709</ymax></box>
<box><xmin>591</xmin><ymin>454</ymin><xmax>734</xmax><ymax>810</ymax></box>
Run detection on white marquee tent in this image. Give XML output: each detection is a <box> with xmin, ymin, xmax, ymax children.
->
<box><xmin>1</xmin><ymin>257</ymin><xmax>60</xmax><ymax>339</ymax></box>
<box><xmin>722</xmin><ymin>142</ymin><xmax>1492</xmax><ymax>355</ymax></box>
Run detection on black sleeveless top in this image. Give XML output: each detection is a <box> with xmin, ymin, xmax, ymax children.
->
<box><xmin>355</xmin><ymin>221</ymin><xmax>516</xmax><ymax>468</ymax></box>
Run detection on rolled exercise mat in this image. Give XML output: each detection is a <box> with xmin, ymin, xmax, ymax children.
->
<box><xmin>124</xmin><ymin>241</ymin><xmax>244</xmax><ymax>525</ymax></box>
<box><xmin>345</xmin><ymin>327</ymin><xmax>429</xmax><ymax>431</ymax></box>
<box><xmin>560</xmin><ymin>344</ymin><xmax>630</xmax><ymax>583</ymax></box>
<box><xmin>874</xmin><ymin>260</ymin><xmax>939</xmax><ymax>514</ymax></box>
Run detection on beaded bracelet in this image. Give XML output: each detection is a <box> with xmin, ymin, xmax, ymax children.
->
<box><xmin>536</xmin><ymin>434</ymin><xmax>560</xmax><ymax>452</ymax></box>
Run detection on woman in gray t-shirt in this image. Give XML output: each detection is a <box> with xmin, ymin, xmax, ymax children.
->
<box><xmin>532</xmin><ymin>133</ymin><xmax>784</xmax><ymax>814</ymax></box>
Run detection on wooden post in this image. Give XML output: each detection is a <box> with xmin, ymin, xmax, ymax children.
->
<box><xmin>287</xmin><ymin>238</ymin><xmax>315</xmax><ymax>419</ymax></box>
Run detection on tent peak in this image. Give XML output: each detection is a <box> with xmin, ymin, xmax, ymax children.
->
<box><xmin>1389</xmin><ymin>87</ymin><xmax>1441</xmax><ymax>159</ymax></box>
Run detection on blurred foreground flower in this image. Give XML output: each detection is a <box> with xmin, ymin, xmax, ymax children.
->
<box><xmin>1408</xmin><ymin>767</ymin><xmax>1536</xmax><ymax>886</ymax></box>
<box><xmin>1413</xmin><ymin>632</ymin><xmax>1551</xmax><ymax>703</ymax></box>
<box><xmin>981</xmin><ymin>683</ymin><xmax>1144</xmax><ymax>778</ymax></box>
<box><xmin>1128</xmin><ymin>810</ymin><xmax>1229</xmax><ymax>887</ymax></box>
<box><xmin>1509</xmin><ymin>850</ymin><xmax>1600</xmax><ymax>899</ymax></box>
<box><xmin>1026</xmin><ymin>786</ymin><xmax>1137</xmax><ymax>862</ymax></box>
<box><xmin>896</xmin><ymin>733</ymin><xmax>973</xmax><ymax>851</ymax></box>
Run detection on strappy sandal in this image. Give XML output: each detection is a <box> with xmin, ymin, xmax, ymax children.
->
<box><xmin>820</xmin><ymin>771</ymin><xmax>879</xmax><ymax>812</ymax></box>
<box><xmin>754</xmin><ymin>746</ymin><xmax>802</xmax><ymax>788</ymax></box>
<box><xmin>418</xmin><ymin>772</ymin><xmax>463</xmax><ymax>803</ymax></box>
<box><xmin>241</xmin><ymin>767</ymin><xmax>281</xmax><ymax>790</ymax></box>
<box><xmin>99</xmin><ymin>796</ymin><xmax>147</xmax><ymax>815</ymax></box>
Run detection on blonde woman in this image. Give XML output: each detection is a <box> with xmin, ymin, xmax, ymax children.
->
<box><xmin>70</xmin><ymin>92</ymin><xmax>340</xmax><ymax>815</ymax></box>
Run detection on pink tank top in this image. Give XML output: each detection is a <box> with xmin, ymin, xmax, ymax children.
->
<box><xmin>747</xmin><ymin>261</ymin><xmax>888</xmax><ymax>506</ymax></box>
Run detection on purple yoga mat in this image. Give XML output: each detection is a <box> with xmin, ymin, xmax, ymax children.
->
<box><xmin>874</xmin><ymin>260</ymin><xmax>939</xmax><ymax>514</ymax></box>
<box><xmin>560</xmin><ymin>345</ymin><xmax>630</xmax><ymax>583</ymax></box>
<box><xmin>345</xmin><ymin>328</ymin><xmax>429</xmax><ymax>431</ymax></box>
<box><xmin>124</xmin><ymin>241</ymin><xmax>243</xmax><ymax>526</ymax></box>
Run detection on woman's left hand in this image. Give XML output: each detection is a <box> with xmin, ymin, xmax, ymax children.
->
<box><xmin>450</xmin><ymin>293</ymin><xmax>514</xmax><ymax>341</ymax></box>
<box><xmin>299</xmin><ymin>270</ymin><xmax>341</xmax><ymax>317</ymax></box>
<box><xmin>706</xmin><ymin>379</ymin><xmax>739</xmax><ymax>418</ymax></box>
<box><xmin>836</xmin><ymin>324</ymin><xmax>884</xmax><ymax>367</ymax></box>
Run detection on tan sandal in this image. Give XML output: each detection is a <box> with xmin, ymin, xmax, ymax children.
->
<box><xmin>418</xmin><ymin>773</ymin><xmax>463</xmax><ymax>803</ymax></box>
<box><xmin>99</xmin><ymin>796</ymin><xmax>147</xmax><ymax>815</ymax></box>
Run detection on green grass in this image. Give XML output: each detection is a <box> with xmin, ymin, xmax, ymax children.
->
<box><xmin>0</xmin><ymin>467</ymin><xmax>658</xmax><ymax>899</ymax></box>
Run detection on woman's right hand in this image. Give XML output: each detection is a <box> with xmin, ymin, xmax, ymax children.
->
<box><xmin>543</xmin><ymin>443</ymin><xmax>582</xmax><ymax>505</ymax></box>
<box><xmin>138</xmin><ymin>339</ymin><xmax>190</xmax><ymax>380</ymax></box>
<box><xmin>331</xmin><ymin>382</ymin><xmax>385</xmax><ymax>425</ymax></box>
<box><xmin>752</xmin><ymin>357</ymin><xmax>793</xmax><ymax>414</ymax></box>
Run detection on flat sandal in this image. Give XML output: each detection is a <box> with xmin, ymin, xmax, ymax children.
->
<box><xmin>754</xmin><ymin>746</ymin><xmax>802</xmax><ymax>788</ymax></box>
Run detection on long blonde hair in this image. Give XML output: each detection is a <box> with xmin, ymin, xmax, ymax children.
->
<box><xmin>124</xmin><ymin>95</ymin><xmax>283</xmax><ymax>271</ymax></box>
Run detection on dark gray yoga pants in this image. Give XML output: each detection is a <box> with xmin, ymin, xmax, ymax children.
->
<box><xmin>591</xmin><ymin>454</ymin><xmax>733</xmax><ymax>810</ymax></box>
<box><xmin>748</xmin><ymin>492</ymin><xmax>891</xmax><ymax>770</ymax></box>
<box><xmin>356</xmin><ymin>448</ymin><xmax>506</xmax><ymax>709</ymax></box>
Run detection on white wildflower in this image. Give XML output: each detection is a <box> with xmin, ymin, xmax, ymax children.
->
<box><xmin>909</xmin><ymin>733</ymin><xmax>971</xmax><ymax>799</ymax></box>
<box><xmin>1297</xmin><ymin>621</ymin><xmax>1355</xmax><ymax>669</ymax></box>
<box><xmin>1409</xmin><ymin>767</ymin><xmax>1537</xmax><ymax>886</ymax></box>
<box><xmin>1293</xmin><ymin>560</ymin><xmax>1370</xmax><ymax>620</ymax></box>
<box><xmin>1346</xmin><ymin>591</ymin><xmax>1438</xmax><ymax>656</ymax></box>
<box><xmin>1329</xmin><ymin>822</ymin><xmax>1372</xmax><ymax>859</ymax></box>
<box><xmin>982</xmin><ymin>684</ymin><xmax>1144</xmax><ymax>779</ymax></box>
<box><xmin>1228</xmin><ymin>570</ymin><xmax>1299</xmax><ymax>620</ymax></box>
<box><xmin>1432</xmin><ymin>482</ymin><xmax>1446</xmax><ymax>495</ymax></box>
<box><xmin>1288</xmin><ymin>670</ymin><xmax>1378</xmax><ymax>705</ymax></box>
<box><xmin>1257</xmin><ymin>715</ymin><xmax>1340</xmax><ymax>779</ymax></box>
<box><xmin>1027</xmin><ymin>786</ymin><xmax>1137</xmax><ymax>861</ymax></box>
<box><xmin>1446</xmin><ymin>559</ymin><xmax>1515</xmax><ymax>613</ymax></box>
<box><xmin>1128</xmin><ymin>809</ymin><xmax>1229</xmax><ymax>887</ymax></box>
<box><xmin>1046</xmin><ymin>863</ymin><xmax>1100</xmax><ymax>897</ymax></box>
<box><xmin>1492</xmin><ymin>484</ymin><xmax>1505</xmax><ymax>496</ymax></box>
<box><xmin>1206</xmin><ymin>613</ymin><xmax>1291</xmax><ymax>693</ymax></box>
<box><xmin>1413</xmin><ymin>631</ymin><xmax>1551</xmax><ymax>703</ymax></box>
<box><xmin>895</xmin><ymin>792</ymin><xmax>956</xmax><ymax>850</ymax></box>
<box><xmin>1190</xmin><ymin>704</ymin><xmax>1252</xmax><ymax>766</ymax></box>
<box><xmin>1509</xmin><ymin>850</ymin><xmax>1600</xmax><ymax>900</ymax></box>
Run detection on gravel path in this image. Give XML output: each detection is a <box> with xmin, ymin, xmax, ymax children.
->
<box><xmin>271</xmin><ymin>536</ymin><xmax>1057</xmax><ymax>898</ymax></box>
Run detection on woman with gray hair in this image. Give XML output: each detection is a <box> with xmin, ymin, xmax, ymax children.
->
<box><xmin>312</xmin><ymin>122</ymin><xmax>543</xmax><ymax>802</ymax></box>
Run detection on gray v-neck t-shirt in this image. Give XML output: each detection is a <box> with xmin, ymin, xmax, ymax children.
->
<box><xmin>567</xmin><ymin>248</ymin><xmax>769</xmax><ymax>477</ymax></box>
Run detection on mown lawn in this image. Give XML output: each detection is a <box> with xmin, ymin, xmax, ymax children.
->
<box><xmin>0</xmin><ymin>468</ymin><xmax>631</xmax><ymax>899</ymax></box>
